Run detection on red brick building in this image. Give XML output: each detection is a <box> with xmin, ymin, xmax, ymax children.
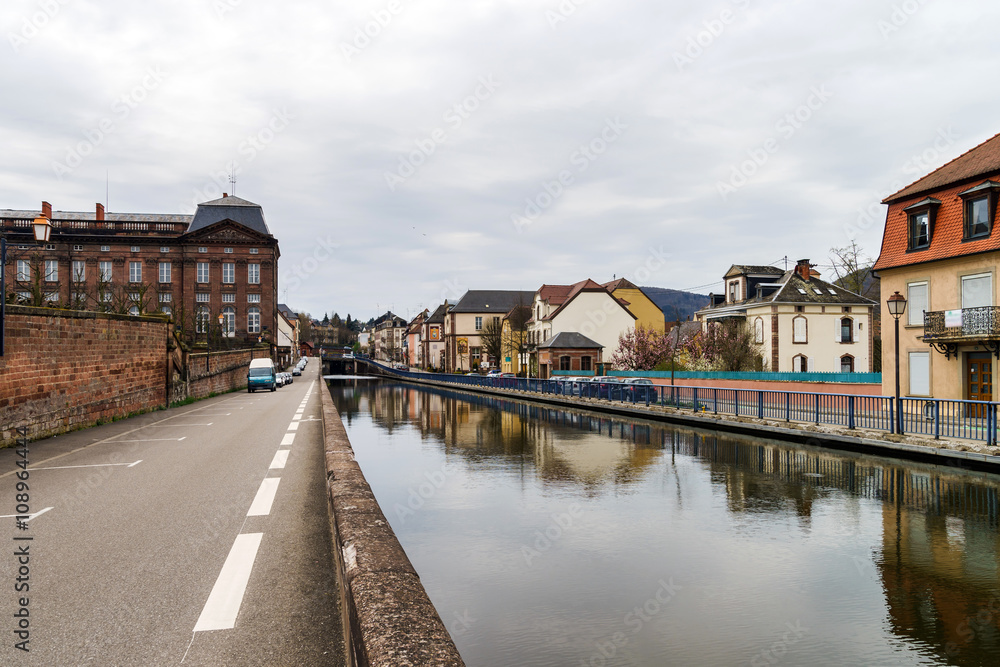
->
<box><xmin>0</xmin><ymin>195</ymin><xmax>279</xmax><ymax>345</ymax></box>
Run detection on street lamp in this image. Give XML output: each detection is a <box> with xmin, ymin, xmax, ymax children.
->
<box><xmin>886</xmin><ymin>290</ymin><xmax>907</xmax><ymax>434</ymax></box>
<box><xmin>1</xmin><ymin>214</ymin><xmax>52</xmax><ymax>356</ymax></box>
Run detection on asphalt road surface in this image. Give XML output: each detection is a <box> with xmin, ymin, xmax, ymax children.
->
<box><xmin>0</xmin><ymin>362</ymin><xmax>345</xmax><ymax>666</ymax></box>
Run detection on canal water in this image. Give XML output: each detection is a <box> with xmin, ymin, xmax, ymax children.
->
<box><xmin>328</xmin><ymin>379</ymin><xmax>1000</xmax><ymax>666</ymax></box>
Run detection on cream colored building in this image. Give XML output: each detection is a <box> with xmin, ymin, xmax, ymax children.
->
<box><xmin>444</xmin><ymin>290</ymin><xmax>535</xmax><ymax>372</ymax></box>
<box><xmin>695</xmin><ymin>261</ymin><xmax>875</xmax><ymax>373</ymax></box>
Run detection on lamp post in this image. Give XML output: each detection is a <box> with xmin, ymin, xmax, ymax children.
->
<box><xmin>886</xmin><ymin>290</ymin><xmax>907</xmax><ymax>434</ymax></box>
<box><xmin>2</xmin><ymin>214</ymin><xmax>52</xmax><ymax>357</ymax></box>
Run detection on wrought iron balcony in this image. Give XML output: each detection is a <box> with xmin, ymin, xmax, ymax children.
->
<box><xmin>922</xmin><ymin>307</ymin><xmax>1000</xmax><ymax>340</ymax></box>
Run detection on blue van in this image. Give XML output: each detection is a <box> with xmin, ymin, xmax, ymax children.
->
<box><xmin>247</xmin><ymin>358</ymin><xmax>277</xmax><ymax>392</ymax></box>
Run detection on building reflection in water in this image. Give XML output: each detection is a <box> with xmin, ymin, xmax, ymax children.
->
<box><xmin>329</xmin><ymin>381</ymin><xmax>1000</xmax><ymax>664</ymax></box>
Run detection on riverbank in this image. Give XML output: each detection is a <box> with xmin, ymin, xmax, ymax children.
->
<box><xmin>394</xmin><ymin>376</ymin><xmax>1000</xmax><ymax>475</ymax></box>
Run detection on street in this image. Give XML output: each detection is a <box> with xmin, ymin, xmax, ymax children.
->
<box><xmin>0</xmin><ymin>363</ymin><xmax>344</xmax><ymax>666</ymax></box>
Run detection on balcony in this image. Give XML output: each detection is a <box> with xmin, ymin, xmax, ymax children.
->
<box><xmin>922</xmin><ymin>307</ymin><xmax>1000</xmax><ymax>358</ymax></box>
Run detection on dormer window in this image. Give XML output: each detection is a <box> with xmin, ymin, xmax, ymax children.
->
<box><xmin>959</xmin><ymin>181</ymin><xmax>1000</xmax><ymax>240</ymax></box>
<box><xmin>904</xmin><ymin>197</ymin><xmax>940</xmax><ymax>251</ymax></box>
<box><xmin>728</xmin><ymin>280</ymin><xmax>740</xmax><ymax>302</ymax></box>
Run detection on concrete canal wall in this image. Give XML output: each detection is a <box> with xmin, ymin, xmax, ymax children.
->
<box><xmin>319</xmin><ymin>381</ymin><xmax>465</xmax><ymax>667</ymax></box>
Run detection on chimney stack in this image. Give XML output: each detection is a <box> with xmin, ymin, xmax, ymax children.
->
<box><xmin>796</xmin><ymin>259</ymin><xmax>812</xmax><ymax>281</ymax></box>
<box><xmin>41</xmin><ymin>201</ymin><xmax>52</xmax><ymax>219</ymax></box>
<box><xmin>222</xmin><ymin>193</ymin><xmax>228</xmax><ymax>198</ymax></box>
<box><xmin>96</xmin><ymin>202</ymin><xmax>105</xmax><ymax>221</ymax></box>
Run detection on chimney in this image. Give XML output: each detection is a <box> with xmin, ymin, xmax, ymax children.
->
<box><xmin>222</xmin><ymin>193</ymin><xmax>228</xmax><ymax>198</ymax></box>
<box><xmin>41</xmin><ymin>201</ymin><xmax>52</xmax><ymax>219</ymax></box>
<box><xmin>96</xmin><ymin>202</ymin><xmax>105</xmax><ymax>221</ymax></box>
<box><xmin>796</xmin><ymin>259</ymin><xmax>812</xmax><ymax>281</ymax></box>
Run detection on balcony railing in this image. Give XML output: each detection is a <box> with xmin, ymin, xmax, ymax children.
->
<box><xmin>3</xmin><ymin>218</ymin><xmax>190</xmax><ymax>236</ymax></box>
<box><xmin>923</xmin><ymin>306</ymin><xmax>1000</xmax><ymax>340</ymax></box>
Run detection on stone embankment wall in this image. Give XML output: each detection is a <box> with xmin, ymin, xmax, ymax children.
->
<box><xmin>320</xmin><ymin>382</ymin><xmax>465</xmax><ymax>667</ymax></box>
<box><xmin>176</xmin><ymin>348</ymin><xmax>272</xmax><ymax>403</ymax></box>
<box><xmin>0</xmin><ymin>305</ymin><xmax>169</xmax><ymax>447</ymax></box>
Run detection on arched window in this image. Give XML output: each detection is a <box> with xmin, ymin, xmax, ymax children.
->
<box><xmin>196</xmin><ymin>306</ymin><xmax>209</xmax><ymax>334</ymax></box>
<box><xmin>793</xmin><ymin>354</ymin><xmax>809</xmax><ymax>372</ymax></box>
<box><xmin>754</xmin><ymin>317</ymin><xmax>764</xmax><ymax>344</ymax></box>
<box><xmin>840</xmin><ymin>355</ymin><xmax>854</xmax><ymax>373</ymax></box>
<box><xmin>222</xmin><ymin>306</ymin><xmax>236</xmax><ymax>337</ymax></box>
<box><xmin>792</xmin><ymin>316</ymin><xmax>807</xmax><ymax>343</ymax></box>
<box><xmin>840</xmin><ymin>317</ymin><xmax>853</xmax><ymax>343</ymax></box>
<box><xmin>247</xmin><ymin>307</ymin><xmax>261</xmax><ymax>334</ymax></box>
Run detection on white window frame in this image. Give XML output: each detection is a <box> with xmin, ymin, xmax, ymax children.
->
<box><xmin>129</xmin><ymin>261</ymin><xmax>142</xmax><ymax>283</ymax></box>
<box><xmin>16</xmin><ymin>259</ymin><xmax>29</xmax><ymax>281</ymax></box>
<box><xmin>961</xmin><ymin>272</ymin><xmax>992</xmax><ymax>310</ymax></box>
<box><xmin>44</xmin><ymin>259</ymin><xmax>58</xmax><ymax>282</ymax></box>
<box><xmin>222</xmin><ymin>306</ymin><xmax>236</xmax><ymax>336</ymax></box>
<box><xmin>72</xmin><ymin>260</ymin><xmax>86</xmax><ymax>282</ymax></box>
<box><xmin>792</xmin><ymin>315</ymin><xmax>807</xmax><ymax>343</ymax></box>
<box><xmin>248</xmin><ymin>293</ymin><xmax>261</xmax><ymax>303</ymax></box>
<box><xmin>197</xmin><ymin>262</ymin><xmax>210</xmax><ymax>283</ymax></box>
<box><xmin>159</xmin><ymin>261</ymin><xmax>171</xmax><ymax>283</ymax></box>
<box><xmin>99</xmin><ymin>261</ymin><xmax>113</xmax><ymax>282</ymax></box>
<box><xmin>196</xmin><ymin>293</ymin><xmax>210</xmax><ymax>303</ymax></box>
<box><xmin>248</xmin><ymin>307</ymin><xmax>261</xmax><ymax>333</ymax></box>
<box><xmin>908</xmin><ymin>351</ymin><xmax>931</xmax><ymax>396</ymax></box>
<box><xmin>247</xmin><ymin>263</ymin><xmax>260</xmax><ymax>284</ymax></box>
<box><xmin>221</xmin><ymin>293</ymin><xmax>235</xmax><ymax>303</ymax></box>
<box><xmin>907</xmin><ymin>281</ymin><xmax>928</xmax><ymax>327</ymax></box>
<box><xmin>222</xmin><ymin>262</ymin><xmax>235</xmax><ymax>284</ymax></box>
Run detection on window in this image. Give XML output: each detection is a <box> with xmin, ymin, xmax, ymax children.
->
<box><xmin>159</xmin><ymin>293</ymin><xmax>171</xmax><ymax>303</ymax></box>
<box><xmin>248</xmin><ymin>263</ymin><xmax>260</xmax><ymax>284</ymax></box>
<box><xmin>222</xmin><ymin>306</ymin><xmax>235</xmax><ymax>336</ymax></box>
<box><xmin>248</xmin><ymin>307</ymin><xmax>261</xmax><ymax>333</ymax></box>
<box><xmin>795</xmin><ymin>305</ymin><xmax>804</xmax><ymax>312</ymax></box>
<box><xmin>842</xmin><ymin>306</ymin><xmax>851</xmax><ymax>313</ymax></box>
<box><xmin>754</xmin><ymin>317</ymin><xmax>764</xmax><ymax>344</ymax></box>
<box><xmin>159</xmin><ymin>262</ymin><xmax>171</xmax><ymax>283</ymax></box>
<box><xmin>222</xmin><ymin>293</ymin><xmax>235</xmax><ymax>303</ymax></box>
<box><xmin>907</xmin><ymin>281</ymin><xmax>927</xmax><ymax>327</ymax></box>
<box><xmin>198</xmin><ymin>247</ymin><xmax>207</xmax><ymax>253</ymax></box>
<box><xmin>793</xmin><ymin>355</ymin><xmax>810</xmax><ymax>372</ymax></box>
<box><xmin>44</xmin><ymin>259</ymin><xmax>58</xmax><ymax>282</ymax></box>
<box><xmin>728</xmin><ymin>281</ymin><xmax>739</xmax><ymax>302</ymax></box>
<box><xmin>909</xmin><ymin>351</ymin><xmax>930</xmax><ymax>396</ymax></box>
<box><xmin>248</xmin><ymin>293</ymin><xmax>261</xmax><ymax>303</ymax></box>
<box><xmin>129</xmin><ymin>261</ymin><xmax>141</xmax><ymax>283</ymax></box>
<box><xmin>130</xmin><ymin>246</ymin><xmax>140</xmax><ymax>253</ymax></box>
<box><xmin>160</xmin><ymin>246</ymin><xmax>170</xmax><ymax>253</ymax></box>
<box><xmin>224</xmin><ymin>247</ymin><xmax>233</xmax><ymax>254</ymax></box>
<box><xmin>16</xmin><ymin>260</ymin><xmax>29</xmax><ymax>281</ymax></box>
<box><xmin>839</xmin><ymin>317</ymin><xmax>853</xmax><ymax>343</ymax></box>
<box><xmin>560</xmin><ymin>355</ymin><xmax>572</xmax><ymax>371</ymax></box>
<box><xmin>581</xmin><ymin>356</ymin><xmax>592</xmax><ymax>371</ymax></box>
<box><xmin>100</xmin><ymin>245</ymin><xmax>110</xmax><ymax>252</ymax></box>
<box><xmin>99</xmin><ymin>261</ymin><xmax>112</xmax><ymax>282</ymax></box>
<box><xmin>44</xmin><ymin>244</ymin><xmax>55</xmax><ymax>250</ymax></box>
<box><xmin>905</xmin><ymin>198</ymin><xmax>940</xmax><ymax>250</ymax></box>
<box><xmin>470</xmin><ymin>346</ymin><xmax>481</xmax><ymax>358</ymax></box>
<box><xmin>475</xmin><ymin>316</ymin><xmax>483</xmax><ymax>330</ymax></box>
<box><xmin>962</xmin><ymin>273</ymin><xmax>992</xmax><ymax>309</ymax></box>
<box><xmin>197</xmin><ymin>262</ymin><xmax>209</xmax><ymax>283</ymax></box>
<box><xmin>161</xmin><ymin>306</ymin><xmax>171</xmax><ymax>316</ymax></box>
<box><xmin>129</xmin><ymin>292</ymin><xmax>140</xmax><ymax>303</ymax></box>
<box><xmin>249</xmin><ymin>248</ymin><xmax>258</xmax><ymax>254</ymax></box>
<box><xmin>222</xmin><ymin>262</ymin><xmax>235</xmax><ymax>284</ymax></box>
<box><xmin>72</xmin><ymin>260</ymin><xmax>85</xmax><ymax>282</ymax></box>
<box><xmin>792</xmin><ymin>316</ymin><xmax>807</xmax><ymax>343</ymax></box>
<box><xmin>196</xmin><ymin>306</ymin><xmax>209</xmax><ymax>334</ymax></box>
<box><xmin>45</xmin><ymin>291</ymin><xmax>58</xmax><ymax>302</ymax></box>
<box><xmin>73</xmin><ymin>244</ymin><xmax>83</xmax><ymax>252</ymax></box>
<box><xmin>129</xmin><ymin>306</ymin><xmax>139</xmax><ymax>316</ymax></box>
<box><xmin>101</xmin><ymin>291</ymin><xmax>112</xmax><ymax>304</ymax></box>
<box><xmin>196</xmin><ymin>293</ymin><xmax>210</xmax><ymax>303</ymax></box>
<box><xmin>840</xmin><ymin>355</ymin><xmax>854</xmax><ymax>373</ymax></box>
<box><xmin>966</xmin><ymin>196</ymin><xmax>991</xmax><ymax>238</ymax></box>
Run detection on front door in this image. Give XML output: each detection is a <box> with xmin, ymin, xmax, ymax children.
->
<box><xmin>966</xmin><ymin>355</ymin><xmax>993</xmax><ymax>418</ymax></box>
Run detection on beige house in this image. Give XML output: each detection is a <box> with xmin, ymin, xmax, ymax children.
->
<box><xmin>874</xmin><ymin>131</ymin><xmax>1000</xmax><ymax>402</ymax></box>
<box><xmin>444</xmin><ymin>291</ymin><xmax>535</xmax><ymax>372</ymax></box>
<box><xmin>695</xmin><ymin>261</ymin><xmax>875</xmax><ymax>372</ymax></box>
<box><xmin>420</xmin><ymin>302</ymin><xmax>449</xmax><ymax>370</ymax></box>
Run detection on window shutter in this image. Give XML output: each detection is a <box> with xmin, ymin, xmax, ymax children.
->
<box><xmin>854</xmin><ymin>319</ymin><xmax>862</xmax><ymax>344</ymax></box>
<box><xmin>807</xmin><ymin>357</ymin><xmax>815</xmax><ymax>372</ymax></box>
<box><xmin>834</xmin><ymin>318</ymin><xmax>842</xmax><ymax>343</ymax></box>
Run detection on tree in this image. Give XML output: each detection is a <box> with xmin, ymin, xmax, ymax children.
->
<box><xmin>829</xmin><ymin>241</ymin><xmax>874</xmax><ymax>298</ymax></box>
<box><xmin>612</xmin><ymin>325</ymin><xmax>672</xmax><ymax>371</ymax></box>
<box><xmin>480</xmin><ymin>317</ymin><xmax>504</xmax><ymax>366</ymax></box>
<box><xmin>682</xmin><ymin>319</ymin><xmax>764</xmax><ymax>372</ymax></box>
<box><xmin>503</xmin><ymin>305</ymin><xmax>532</xmax><ymax>376</ymax></box>
<box><xmin>297</xmin><ymin>313</ymin><xmax>313</xmax><ymax>343</ymax></box>
<box><xmin>322</xmin><ymin>313</ymin><xmax>330</xmax><ymax>326</ymax></box>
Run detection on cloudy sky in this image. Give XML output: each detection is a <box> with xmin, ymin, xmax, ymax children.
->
<box><xmin>3</xmin><ymin>0</ymin><xmax>998</xmax><ymax>322</ymax></box>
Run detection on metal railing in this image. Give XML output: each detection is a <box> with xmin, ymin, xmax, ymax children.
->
<box><xmin>359</xmin><ymin>361</ymin><xmax>999</xmax><ymax>446</ymax></box>
<box><xmin>924</xmin><ymin>306</ymin><xmax>1000</xmax><ymax>339</ymax></box>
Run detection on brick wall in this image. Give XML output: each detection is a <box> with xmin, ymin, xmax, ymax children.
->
<box><xmin>179</xmin><ymin>347</ymin><xmax>272</xmax><ymax>402</ymax></box>
<box><xmin>0</xmin><ymin>305</ymin><xmax>169</xmax><ymax>447</ymax></box>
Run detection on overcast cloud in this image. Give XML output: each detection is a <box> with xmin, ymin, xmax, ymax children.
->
<box><xmin>2</xmin><ymin>0</ymin><xmax>997</xmax><ymax>322</ymax></box>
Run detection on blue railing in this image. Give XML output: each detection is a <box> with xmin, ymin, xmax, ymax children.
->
<box><xmin>358</xmin><ymin>360</ymin><xmax>997</xmax><ymax>445</ymax></box>
<box><xmin>608</xmin><ymin>370</ymin><xmax>883</xmax><ymax>384</ymax></box>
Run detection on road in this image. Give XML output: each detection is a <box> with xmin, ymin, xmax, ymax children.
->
<box><xmin>0</xmin><ymin>362</ymin><xmax>345</xmax><ymax>666</ymax></box>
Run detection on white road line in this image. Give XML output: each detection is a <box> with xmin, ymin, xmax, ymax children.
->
<box><xmin>269</xmin><ymin>451</ymin><xmax>289</xmax><ymax>469</ymax></box>
<box><xmin>287</xmin><ymin>422</ymin><xmax>299</xmax><ymax>431</ymax></box>
<box><xmin>247</xmin><ymin>478</ymin><xmax>280</xmax><ymax>516</ymax></box>
<box><xmin>193</xmin><ymin>533</ymin><xmax>264</xmax><ymax>632</ymax></box>
<box><xmin>147</xmin><ymin>423</ymin><xmax>213</xmax><ymax>427</ymax></box>
<box><xmin>0</xmin><ymin>507</ymin><xmax>54</xmax><ymax>521</ymax></box>
<box><xmin>29</xmin><ymin>460</ymin><xmax>142</xmax><ymax>471</ymax></box>
<box><xmin>111</xmin><ymin>437</ymin><xmax>186</xmax><ymax>442</ymax></box>
<box><xmin>280</xmin><ymin>433</ymin><xmax>295</xmax><ymax>446</ymax></box>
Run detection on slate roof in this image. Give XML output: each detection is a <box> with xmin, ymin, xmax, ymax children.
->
<box><xmin>278</xmin><ymin>303</ymin><xmax>297</xmax><ymax>320</ymax></box>
<box><xmin>537</xmin><ymin>331</ymin><xmax>603</xmax><ymax>350</ymax></box>
<box><xmin>723</xmin><ymin>265</ymin><xmax>785</xmax><ymax>279</ymax></box>
<box><xmin>450</xmin><ymin>290</ymin><xmax>535</xmax><ymax>313</ymax></box>
<box><xmin>698</xmin><ymin>269</ymin><xmax>873</xmax><ymax>316</ymax></box>
<box><xmin>0</xmin><ymin>208</ymin><xmax>192</xmax><ymax>224</ymax></box>
<box><xmin>188</xmin><ymin>195</ymin><xmax>272</xmax><ymax>236</ymax></box>
<box><xmin>602</xmin><ymin>278</ymin><xmax>639</xmax><ymax>291</ymax></box>
<box><xmin>883</xmin><ymin>132</ymin><xmax>1000</xmax><ymax>204</ymax></box>
<box><xmin>425</xmin><ymin>303</ymin><xmax>450</xmax><ymax>324</ymax></box>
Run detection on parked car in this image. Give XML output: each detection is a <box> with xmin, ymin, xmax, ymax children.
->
<box><xmin>292</xmin><ymin>367</ymin><xmax>302</xmax><ymax>376</ymax></box>
<box><xmin>247</xmin><ymin>358</ymin><xmax>277</xmax><ymax>392</ymax></box>
<box><xmin>593</xmin><ymin>376</ymin><xmax>627</xmax><ymax>399</ymax></box>
<box><xmin>486</xmin><ymin>369</ymin><xmax>502</xmax><ymax>377</ymax></box>
<box><xmin>284</xmin><ymin>372</ymin><xmax>293</xmax><ymax>384</ymax></box>
<box><xmin>622</xmin><ymin>378</ymin><xmax>656</xmax><ymax>401</ymax></box>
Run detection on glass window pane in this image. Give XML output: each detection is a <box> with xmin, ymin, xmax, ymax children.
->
<box><xmin>962</xmin><ymin>274</ymin><xmax>992</xmax><ymax>309</ymax></box>
<box><xmin>907</xmin><ymin>282</ymin><xmax>927</xmax><ymax>326</ymax></box>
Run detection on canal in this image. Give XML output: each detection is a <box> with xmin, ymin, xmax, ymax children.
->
<box><xmin>328</xmin><ymin>379</ymin><xmax>1000</xmax><ymax>666</ymax></box>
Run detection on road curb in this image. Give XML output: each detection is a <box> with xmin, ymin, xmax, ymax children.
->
<box><xmin>319</xmin><ymin>379</ymin><xmax>466</xmax><ymax>667</ymax></box>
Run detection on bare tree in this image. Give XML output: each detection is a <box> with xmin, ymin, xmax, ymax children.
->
<box><xmin>503</xmin><ymin>304</ymin><xmax>532</xmax><ymax>376</ymax></box>
<box><xmin>829</xmin><ymin>241</ymin><xmax>874</xmax><ymax>297</ymax></box>
<box><xmin>480</xmin><ymin>316</ymin><xmax>504</xmax><ymax>366</ymax></box>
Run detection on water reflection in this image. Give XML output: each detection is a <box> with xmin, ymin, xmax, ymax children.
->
<box><xmin>330</xmin><ymin>381</ymin><xmax>1000</xmax><ymax>666</ymax></box>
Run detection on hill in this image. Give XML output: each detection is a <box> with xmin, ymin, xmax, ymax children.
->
<box><xmin>640</xmin><ymin>287</ymin><xmax>710</xmax><ymax>322</ymax></box>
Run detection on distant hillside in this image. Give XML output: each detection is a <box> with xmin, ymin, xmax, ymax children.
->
<box><xmin>641</xmin><ymin>287</ymin><xmax>710</xmax><ymax>322</ymax></box>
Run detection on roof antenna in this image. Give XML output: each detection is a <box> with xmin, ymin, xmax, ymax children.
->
<box><xmin>783</xmin><ymin>255</ymin><xmax>788</xmax><ymax>271</ymax></box>
<box><xmin>228</xmin><ymin>166</ymin><xmax>237</xmax><ymax>197</ymax></box>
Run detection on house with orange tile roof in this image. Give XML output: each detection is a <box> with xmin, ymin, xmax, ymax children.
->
<box><xmin>874</xmin><ymin>131</ymin><xmax>1000</xmax><ymax>403</ymax></box>
<box><xmin>527</xmin><ymin>279</ymin><xmax>637</xmax><ymax>377</ymax></box>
